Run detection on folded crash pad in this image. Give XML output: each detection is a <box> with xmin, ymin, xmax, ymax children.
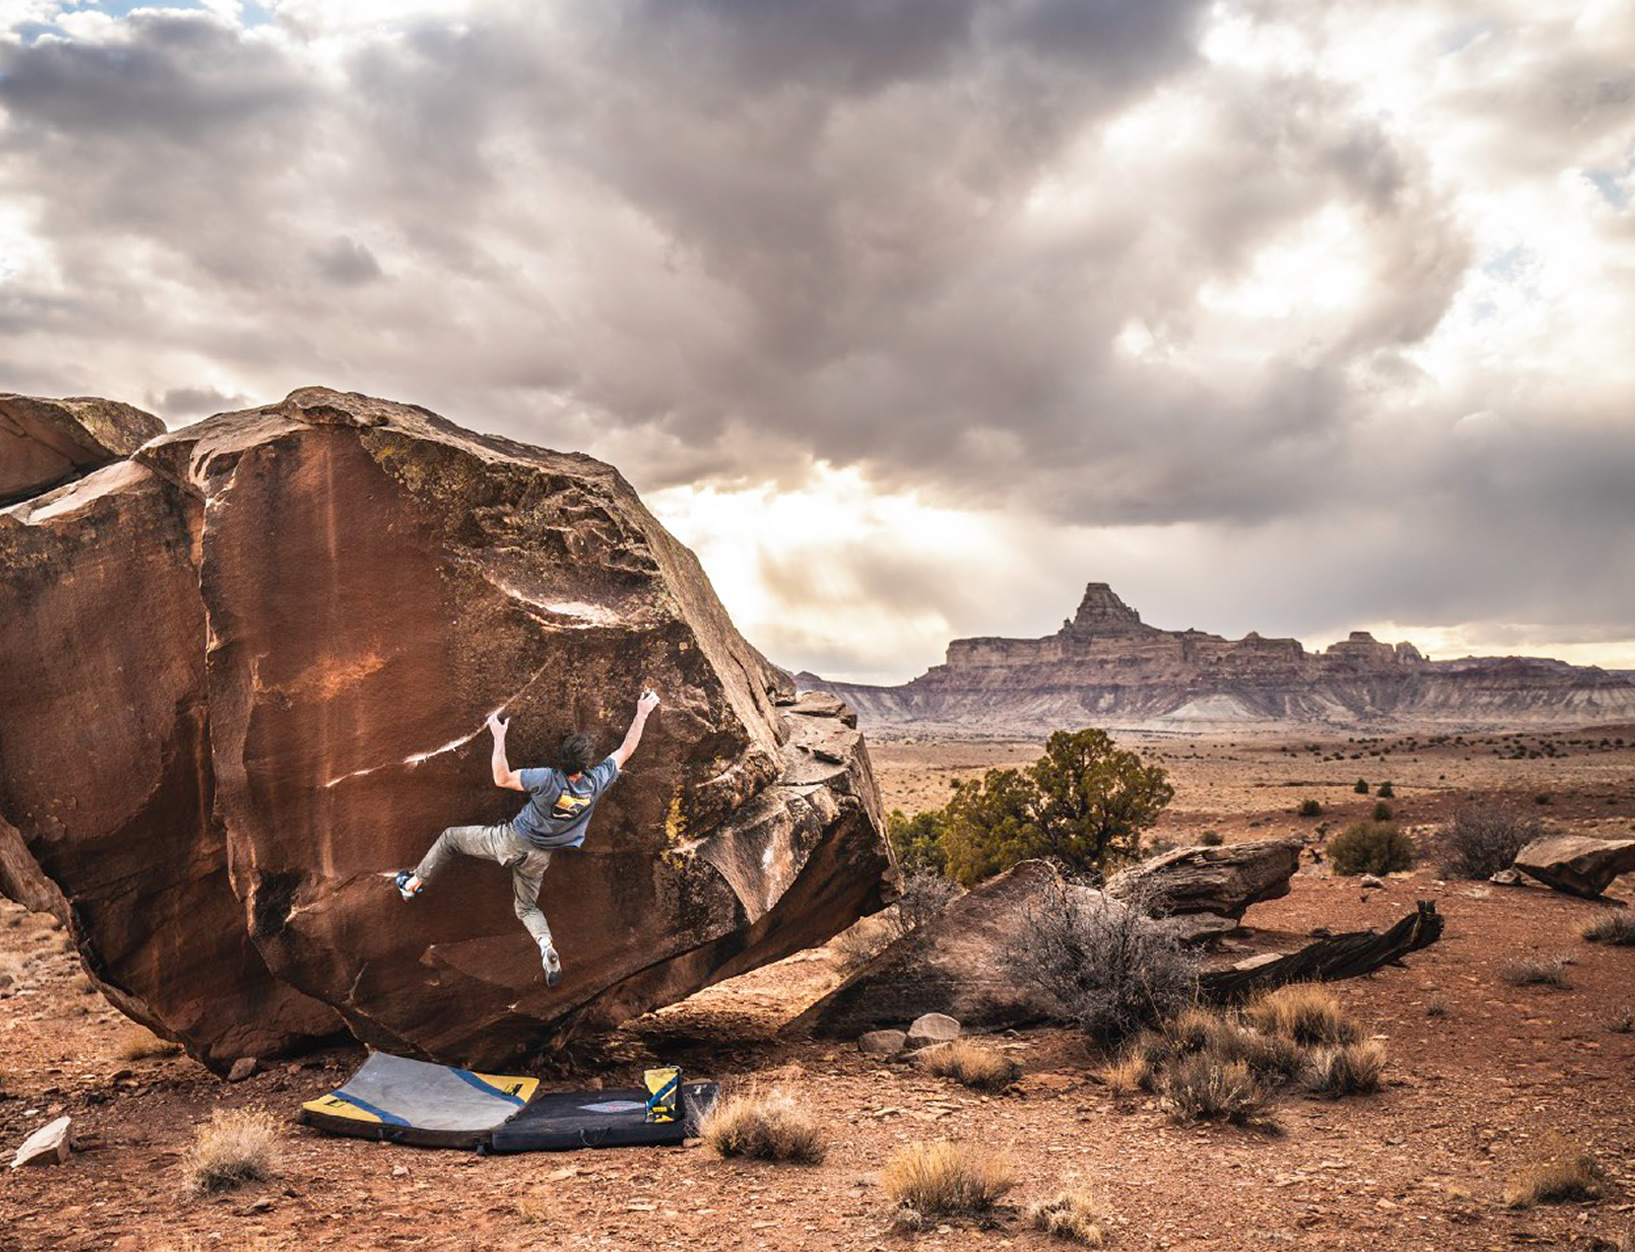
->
<box><xmin>487</xmin><ymin>1082</ymin><xmax>717</xmax><ymax>1153</ymax></box>
<box><xmin>299</xmin><ymin>1052</ymin><xmax>716</xmax><ymax>1152</ymax></box>
<box><xmin>299</xmin><ymin>1051</ymin><xmax>538</xmax><ymax>1148</ymax></box>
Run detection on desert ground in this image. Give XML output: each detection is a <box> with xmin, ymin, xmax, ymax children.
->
<box><xmin>3</xmin><ymin>724</ymin><xmax>1634</xmax><ymax>1251</ymax></box>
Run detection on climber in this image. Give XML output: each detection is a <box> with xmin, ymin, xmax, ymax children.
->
<box><xmin>394</xmin><ymin>689</ymin><xmax>661</xmax><ymax>987</ymax></box>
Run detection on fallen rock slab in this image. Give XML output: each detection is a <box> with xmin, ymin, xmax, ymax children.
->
<box><xmin>1105</xmin><ymin>838</ymin><xmax>1300</xmax><ymax>920</ymax></box>
<box><xmin>0</xmin><ymin>386</ymin><xmax>892</xmax><ymax>1070</ymax></box>
<box><xmin>11</xmin><ymin>1117</ymin><xmax>71</xmax><ymax>1169</ymax></box>
<box><xmin>0</xmin><ymin>393</ymin><xmax>164</xmax><ymax>505</ymax></box>
<box><xmin>1513</xmin><ymin>835</ymin><xmax>1635</xmax><ymax>899</ymax></box>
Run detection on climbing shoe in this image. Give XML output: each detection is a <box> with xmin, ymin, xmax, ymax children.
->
<box><xmin>540</xmin><ymin>938</ymin><xmax>562</xmax><ymax>988</ymax></box>
<box><xmin>394</xmin><ymin>871</ymin><xmax>422</xmax><ymax>901</ymax></box>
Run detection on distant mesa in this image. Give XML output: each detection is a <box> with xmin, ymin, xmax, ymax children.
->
<box><xmin>799</xmin><ymin>582</ymin><xmax>1635</xmax><ymax>735</ymax></box>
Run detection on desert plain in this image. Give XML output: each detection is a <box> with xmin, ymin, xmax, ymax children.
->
<box><xmin>3</xmin><ymin>722</ymin><xmax>1633</xmax><ymax>1251</ymax></box>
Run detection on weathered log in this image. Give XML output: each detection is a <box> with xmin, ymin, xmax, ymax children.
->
<box><xmin>1198</xmin><ymin>901</ymin><xmax>1444</xmax><ymax>1002</ymax></box>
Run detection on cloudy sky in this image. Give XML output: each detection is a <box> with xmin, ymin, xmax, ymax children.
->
<box><xmin>3</xmin><ymin>0</ymin><xmax>1632</xmax><ymax>682</ymax></box>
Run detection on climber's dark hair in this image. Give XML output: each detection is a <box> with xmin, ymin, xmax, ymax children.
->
<box><xmin>559</xmin><ymin>731</ymin><xmax>596</xmax><ymax>777</ymax></box>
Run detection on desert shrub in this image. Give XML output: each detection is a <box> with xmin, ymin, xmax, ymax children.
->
<box><xmin>1354</xmin><ymin>779</ymin><xmax>1369</xmax><ymax>794</ymax></box>
<box><xmin>698</xmin><ymin>1088</ymin><xmax>826</xmax><ymax>1163</ymax></box>
<box><xmin>1503</xmin><ymin>1134</ymin><xmax>1607</xmax><ymax>1207</ymax></box>
<box><xmin>1245</xmin><ymin>985</ymin><xmax>1362</xmax><ymax>1047</ymax></box>
<box><xmin>917</xmin><ymin>1039</ymin><xmax>1019</xmax><ymax>1093</ymax></box>
<box><xmin>1298</xmin><ymin>799</ymin><xmax>1323</xmax><ymax>818</ymax></box>
<box><xmin>937</xmin><ymin>729</ymin><xmax>1173</xmax><ymax>886</ymax></box>
<box><xmin>1502</xmin><ymin>957</ymin><xmax>1570</xmax><ymax>988</ymax></box>
<box><xmin>882</xmin><ymin>1140</ymin><xmax>1015</xmax><ymax>1226</ymax></box>
<box><xmin>1004</xmin><ymin>879</ymin><xmax>1197</xmax><ymax>1046</ymax></box>
<box><xmin>1371</xmin><ymin>801</ymin><xmax>1394</xmax><ymax>821</ymax></box>
<box><xmin>894</xmin><ymin>869</ymin><xmax>960</xmax><ymax>936</ymax></box>
<box><xmin>1435</xmin><ymin>805</ymin><xmax>1543</xmax><ymax>879</ymax></box>
<box><xmin>1377</xmin><ymin>781</ymin><xmax>1394</xmax><ymax>798</ymax></box>
<box><xmin>1608</xmin><ymin>1012</ymin><xmax>1634</xmax><ymax>1034</ymax></box>
<box><xmin>1027</xmin><ymin>1191</ymin><xmax>1108</xmax><ymax>1246</ymax></box>
<box><xmin>116</xmin><ymin>1025</ymin><xmax>182</xmax><ymax>1062</ymax></box>
<box><xmin>183</xmin><ymin>1109</ymin><xmax>283</xmax><ymax>1194</ymax></box>
<box><xmin>1199</xmin><ymin>829</ymin><xmax>1225</xmax><ymax>846</ymax></box>
<box><xmin>1303</xmin><ymin>1041</ymin><xmax>1387</xmax><ymax>1097</ymax></box>
<box><xmin>1159</xmin><ymin>1054</ymin><xmax>1270</xmax><ymax>1126</ymax></box>
<box><xmin>1328</xmin><ymin>820</ymin><xmax>1413</xmax><ymax>875</ymax></box>
<box><xmin>1582</xmin><ymin>911</ymin><xmax>1635</xmax><ymax>946</ymax></box>
<box><xmin>887</xmin><ymin>809</ymin><xmax>949</xmax><ymax>877</ymax></box>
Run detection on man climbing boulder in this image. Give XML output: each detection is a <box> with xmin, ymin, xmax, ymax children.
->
<box><xmin>396</xmin><ymin>691</ymin><xmax>661</xmax><ymax>986</ymax></box>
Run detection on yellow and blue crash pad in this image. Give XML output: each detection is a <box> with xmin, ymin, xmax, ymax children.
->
<box><xmin>300</xmin><ymin>1051</ymin><xmax>716</xmax><ymax>1152</ymax></box>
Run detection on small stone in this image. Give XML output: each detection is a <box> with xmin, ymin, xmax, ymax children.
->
<box><xmin>391</xmin><ymin>1164</ymin><xmax>409</xmax><ymax>1177</ymax></box>
<box><xmin>857</xmin><ymin>1029</ymin><xmax>907</xmax><ymax>1056</ymax></box>
<box><xmin>11</xmin><ymin>1116</ymin><xmax>71</xmax><ymax>1169</ymax></box>
<box><xmin>905</xmin><ymin>1012</ymin><xmax>960</xmax><ymax>1049</ymax></box>
<box><xmin>1360</xmin><ymin>874</ymin><xmax>1387</xmax><ymax>890</ymax></box>
<box><xmin>227</xmin><ymin>1057</ymin><xmax>258</xmax><ymax>1083</ymax></box>
<box><xmin>1488</xmin><ymin>869</ymin><xmax>1524</xmax><ymax>887</ymax></box>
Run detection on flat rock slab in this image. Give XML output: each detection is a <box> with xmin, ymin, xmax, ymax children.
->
<box><xmin>1514</xmin><ymin>835</ymin><xmax>1635</xmax><ymax>898</ymax></box>
<box><xmin>11</xmin><ymin>1117</ymin><xmax>71</xmax><ymax>1169</ymax></box>
<box><xmin>1106</xmin><ymin>838</ymin><xmax>1301</xmax><ymax>920</ymax></box>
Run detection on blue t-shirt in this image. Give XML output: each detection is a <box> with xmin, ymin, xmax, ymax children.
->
<box><xmin>512</xmin><ymin>757</ymin><xmax>619</xmax><ymax>849</ymax></box>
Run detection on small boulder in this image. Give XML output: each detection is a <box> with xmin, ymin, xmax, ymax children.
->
<box><xmin>857</xmin><ymin>1029</ymin><xmax>907</xmax><ymax>1056</ymax></box>
<box><xmin>1489</xmin><ymin>868</ymin><xmax>1525</xmax><ymax>887</ymax></box>
<box><xmin>11</xmin><ymin>1116</ymin><xmax>71</xmax><ymax>1169</ymax></box>
<box><xmin>227</xmin><ymin>1057</ymin><xmax>258</xmax><ymax>1083</ymax></box>
<box><xmin>1513</xmin><ymin>836</ymin><xmax>1635</xmax><ymax>899</ymax></box>
<box><xmin>905</xmin><ymin>1012</ymin><xmax>961</xmax><ymax>1050</ymax></box>
<box><xmin>1360</xmin><ymin>874</ymin><xmax>1388</xmax><ymax>890</ymax></box>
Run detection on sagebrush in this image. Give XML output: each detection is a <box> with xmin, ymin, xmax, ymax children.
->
<box><xmin>1328</xmin><ymin>820</ymin><xmax>1413</xmax><ymax>875</ymax></box>
<box><xmin>1005</xmin><ymin>879</ymin><xmax>1197</xmax><ymax>1045</ymax></box>
<box><xmin>1435</xmin><ymin>805</ymin><xmax>1543</xmax><ymax>879</ymax></box>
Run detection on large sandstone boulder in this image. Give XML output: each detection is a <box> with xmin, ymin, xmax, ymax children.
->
<box><xmin>0</xmin><ymin>393</ymin><xmax>164</xmax><ymax>505</ymax></box>
<box><xmin>1513</xmin><ymin>835</ymin><xmax>1635</xmax><ymax>899</ymax></box>
<box><xmin>0</xmin><ymin>387</ymin><xmax>891</xmax><ymax>1071</ymax></box>
<box><xmin>1105</xmin><ymin>838</ymin><xmax>1301</xmax><ymax>920</ymax></box>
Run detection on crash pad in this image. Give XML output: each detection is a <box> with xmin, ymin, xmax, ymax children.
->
<box><xmin>487</xmin><ymin>1082</ymin><xmax>717</xmax><ymax>1153</ymax></box>
<box><xmin>299</xmin><ymin>1051</ymin><xmax>716</xmax><ymax>1153</ymax></box>
<box><xmin>299</xmin><ymin>1052</ymin><xmax>538</xmax><ymax>1148</ymax></box>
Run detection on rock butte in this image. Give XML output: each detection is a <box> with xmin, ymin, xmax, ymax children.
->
<box><xmin>803</xmin><ymin>583</ymin><xmax>1635</xmax><ymax>734</ymax></box>
<box><xmin>0</xmin><ymin>386</ymin><xmax>891</xmax><ymax>1071</ymax></box>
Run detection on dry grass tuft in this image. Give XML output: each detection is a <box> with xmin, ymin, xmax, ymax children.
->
<box><xmin>1159</xmin><ymin>1053</ymin><xmax>1272</xmax><ymax>1126</ymax></box>
<box><xmin>1607</xmin><ymin>1012</ymin><xmax>1634</xmax><ymax>1035</ymax></box>
<box><xmin>115</xmin><ymin>1025</ymin><xmax>182</xmax><ymax>1061</ymax></box>
<box><xmin>882</xmin><ymin>1139</ymin><xmax>1016</xmax><ymax>1226</ymax></box>
<box><xmin>1303</xmin><ymin>1040</ymin><xmax>1387</xmax><ymax>1097</ymax></box>
<box><xmin>698</xmin><ymin>1088</ymin><xmax>826</xmax><ymax>1164</ymax></box>
<box><xmin>183</xmin><ymin>1109</ymin><xmax>283</xmax><ymax>1194</ymax></box>
<box><xmin>1027</xmin><ymin>1190</ymin><xmax>1108</xmax><ymax>1245</ymax></box>
<box><xmin>1503</xmin><ymin>1134</ymin><xmax>1608</xmax><ymax>1208</ymax></box>
<box><xmin>917</xmin><ymin>1039</ymin><xmax>1019</xmax><ymax>1093</ymax></box>
<box><xmin>517</xmin><ymin>1186</ymin><xmax>552</xmax><ymax>1224</ymax></box>
<box><xmin>1582</xmin><ymin>911</ymin><xmax>1635</xmax><ymax>946</ymax></box>
<box><xmin>1502</xmin><ymin>957</ymin><xmax>1571</xmax><ymax>988</ymax></box>
<box><xmin>1100</xmin><ymin>1049</ymin><xmax>1155</xmax><ymax>1097</ymax></box>
<box><xmin>1245</xmin><ymin>984</ymin><xmax>1363</xmax><ymax>1047</ymax></box>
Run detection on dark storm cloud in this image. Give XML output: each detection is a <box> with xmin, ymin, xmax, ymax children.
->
<box><xmin>1</xmin><ymin>0</ymin><xmax>1632</xmax><ymax>670</ymax></box>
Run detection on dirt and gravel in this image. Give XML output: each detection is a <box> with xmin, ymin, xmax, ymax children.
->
<box><xmin>3</xmin><ymin>727</ymin><xmax>1634</xmax><ymax>1251</ymax></box>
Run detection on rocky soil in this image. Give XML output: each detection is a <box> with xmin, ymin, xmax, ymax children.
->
<box><xmin>3</xmin><ymin>731</ymin><xmax>1634</xmax><ymax>1251</ymax></box>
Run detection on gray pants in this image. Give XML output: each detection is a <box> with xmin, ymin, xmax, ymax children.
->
<box><xmin>414</xmin><ymin>823</ymin><xmax>555</xmax><ymax>945</ymax></box>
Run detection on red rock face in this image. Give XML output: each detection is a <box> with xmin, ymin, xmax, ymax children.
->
<box><xmin>0</xmin><ymin>394</ymin><xmax>165</xmax><ymax>505</ymax></box>
<box><xmin>0</xmin><ymin>388</ymin><xmax>891</xmax><ymax>1070</ymax></box>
